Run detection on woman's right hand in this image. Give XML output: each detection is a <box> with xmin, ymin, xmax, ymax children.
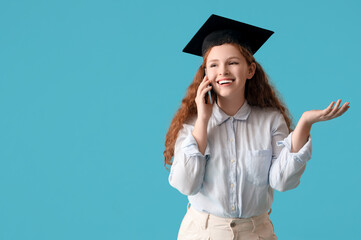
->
<box><xmin>192</xmin><ymin>76</ymin><xmax>214</xmax><ymax>155</ymax></box>
<box><xmin>195</xmin><ymin>76</ymin><xmax>214</xmax><ymax>122</ymax></box>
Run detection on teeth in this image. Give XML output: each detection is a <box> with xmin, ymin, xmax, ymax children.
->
<box><xmin>218</xmin><ymin>80</ymin><xmax>233</xmax><ymax>85</ymax></box>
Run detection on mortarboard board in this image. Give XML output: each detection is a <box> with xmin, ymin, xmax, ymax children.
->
<box><xmin>183</xmin><ymin>14</ymin><xmax>274</xmax><ymax>57</ymax></box>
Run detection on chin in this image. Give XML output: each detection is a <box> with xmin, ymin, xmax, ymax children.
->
<box><xmin>216</xmin><ymin>89</ymin><xmax>244</xmax><ymax>99</ymax></box>
<box><xmin>216</xmin><ymin>92</ymin><xmax>233</xmax><ymax>99</ymax></box>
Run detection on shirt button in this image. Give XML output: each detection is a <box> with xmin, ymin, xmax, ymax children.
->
<box><xmin>230</xmin><ymin>138</ymin><xmax>234</xmax><ymax>142</ymax></box>
<box><xmin>230</xmin><ymin>222</ymin><xmax>236</xmax><ymax>227</ymax></box>
<box><xmin>231</xmin><ymin>183</ymin><xmax>234</xmax><ymax>188</ymax></box>
<box><xmin>231</xmin><ymin>159</ymin><xmax>235</xmax><ymax>163</ymax></box>
<box><xmin>232</xmin><ymin>206</ymin><xmax>235</xmax><ymax>211</ymax></box>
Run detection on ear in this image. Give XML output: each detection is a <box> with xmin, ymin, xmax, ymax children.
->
<box><xmin>247</xmin><ymin>62</ymin><xmax>256</xmax><ymax>79</ymax></box>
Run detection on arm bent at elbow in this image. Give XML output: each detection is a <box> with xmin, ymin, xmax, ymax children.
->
<box><xmin>269</xmin><ymin>132</ymin><xmax>312</xmax><ymax>192</ymax></box>
<box><xmin>168</xmin><ymin>124</ymin><xmax>210</xmax><ymax>196</ymax></box>
<box><xmin>169</xmin><ymin>154</ymin><xmax>206</xmax><ymax>195</ymax></box>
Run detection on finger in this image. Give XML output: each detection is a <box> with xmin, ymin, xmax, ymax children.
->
<box><xmin>199</xmin><ymin>86</ymin><xmax>213</xmax><ymax>105</ymax></box>
<box><xmin>197</xmin><ymin>76</ymin><xmax>209</xmax><ymax>95</ymax></box>
<box><xmin>200</xmin><ymin>85</ymin><xmax>212</xmax><ymax>98</ymax></box>
<box><xmin>199</xmin><ymin>85</ymin><xmax>212</xmax><ymax>100</ymax></box>
<box><xmin>323</xmin><ymin>101</ymin><xmax>335</xmax><ymax>114</ymax></box>
<box><xmin>326</xmin><ymin>99</ymin><xmax>342</xmax><ymax>117</ymax></box>
<box><xmin>333</xmin><ymin>102</ymin><xmax>350</xmax><ymax>118</ymax></box>
<box><xmin>321</xmin><ymin>102</ymin><xmax>334</xmax><ymax>117</ymax></box>
<box><xmin>198</xmin><ymin>78</ymin><xmax>212</xmax><ymax>93</ymax></box>
<box><xmin>328</xmin><ymin>99</ymin><xmax>348</xmax><ymax>119</ymax></box>
<box><xmin>199</xmin><ymin>76</ymin><xmax>210</xmax><ymax>87</ymax></box>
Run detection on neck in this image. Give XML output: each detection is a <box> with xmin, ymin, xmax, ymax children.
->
<box><xmin>217</xmin><ymin>95</ymin><xmax>246</xmax><ymax>116</ymax></box>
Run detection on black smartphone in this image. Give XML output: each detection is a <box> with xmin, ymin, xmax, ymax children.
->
<box><xmin>204</xmin><ymin>68</ymin><xmax>213</xmax><ymax>104</ymax></box>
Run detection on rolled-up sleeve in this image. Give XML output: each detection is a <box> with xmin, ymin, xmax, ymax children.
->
<box><xmin>168</xmin><ymin>124</ymin><xmax>210</xmax><ymax>196</ymax></box>
<box><xmin>269</xmin><ymin>113</ymin><xmax>312</xmax><ymax>192</ymax></box>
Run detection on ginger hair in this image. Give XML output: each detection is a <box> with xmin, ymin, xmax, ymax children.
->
<box><xmin>163</xmin><ymin>43</ymin><xmax>293</xmax><ymax>168</ymax></box>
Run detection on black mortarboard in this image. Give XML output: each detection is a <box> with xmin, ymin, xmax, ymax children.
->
<box><xmin>183</xmin><ymin>14</ymin><xmax>274</xmax><ymax>56</ymax></box>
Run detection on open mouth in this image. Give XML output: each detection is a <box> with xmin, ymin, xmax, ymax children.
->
<box><xmin>217</xmin><ymin>79</ymin><xmax>235</xmax><ymax>86</ymax></box>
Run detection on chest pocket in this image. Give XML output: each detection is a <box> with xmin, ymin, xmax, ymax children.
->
<box><xmin>245</xmin><ymin>149</ymin><xmax>272</xmax><ymax>186</ymax></box>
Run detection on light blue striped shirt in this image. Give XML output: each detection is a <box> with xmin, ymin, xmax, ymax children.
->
<box><xmin>169</xmin><ymin>100</ymin><xmax>312</xmax><ymax>218</ymax></box>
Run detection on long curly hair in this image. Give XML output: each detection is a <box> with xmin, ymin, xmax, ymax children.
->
<box><xmin>163</xmin><ymin>43</ymin><xmax>293</xmax><ymax>168</ymax></box>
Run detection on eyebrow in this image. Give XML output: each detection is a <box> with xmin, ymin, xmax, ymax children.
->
<box><xmin>207</xmin><ymin>56</ymin><xmax>241</xmax><ymax>62</ymax></box>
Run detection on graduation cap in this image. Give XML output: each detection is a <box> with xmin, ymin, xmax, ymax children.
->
<box><xmin>183</xmin><ymin>14</ymin><xmax>274</xmax><ymax>57</ymax></box>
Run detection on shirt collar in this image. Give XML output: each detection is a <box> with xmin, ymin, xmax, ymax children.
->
<box><xmin>212</xmin><ymin>100</ymin><xmax>252</xmax><ymax>125</ymax></box>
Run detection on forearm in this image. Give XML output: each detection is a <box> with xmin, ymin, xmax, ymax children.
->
<box><xmin>192</xmin><ymin>118</ymin><xmax>208</xmax><ymax>155</ymax></box>
<box><xmin>169</xmin><ymin>123</ymin><xmax>208</xmax><ymax>196</ymax></box>
<box><xmin>169</xmin><ymin>155</ymin><xmax>206</xmax><ymax>195</ymax></box>
<box><xmin>291</xmin><ymin>113</ymin><xmax>312</xmax><ymax>152</ymax></box>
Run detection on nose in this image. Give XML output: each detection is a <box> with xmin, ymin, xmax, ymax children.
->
<box><xmin>218</xmin><ymin>64</ymin><xmax>229</xmax><ymax>76</ymax></box>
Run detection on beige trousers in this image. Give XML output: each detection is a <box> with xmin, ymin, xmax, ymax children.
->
<box><xmin>178</xmin><ymin>204</ymin><xmax>277</xmax><ymax>240</ymax></box>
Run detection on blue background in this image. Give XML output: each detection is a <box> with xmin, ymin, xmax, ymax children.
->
<box><xmin>0</xmin><ymin>0</ymin><xmax>360</xmax><ymax>239</ymax></box>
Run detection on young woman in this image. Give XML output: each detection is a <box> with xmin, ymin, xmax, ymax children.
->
<box><xmin>164</xmin><ymin>15</ymin><xmax>349</xmax><ymax>240</ymax></box>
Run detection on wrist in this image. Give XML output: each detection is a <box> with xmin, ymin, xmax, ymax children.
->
<box><xmin>300</xmin><ymin>112</ymin><xmax>314</xmax><ymax>127</ymax></box>
<box><xmin>195</xmin><ymin>119</ymin><xmax>208</xmax><ymax>131</ymax></box>
<box><xmin>196</xmin><ymin>115</ymin><xmax>211</xmax><ymax>124</ymax></box>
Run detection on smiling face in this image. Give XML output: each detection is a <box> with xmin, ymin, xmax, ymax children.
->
<box><xmin>205</xmin><ymin>43</ymin><xmax>256</xmax><ymax>102</ymax></box>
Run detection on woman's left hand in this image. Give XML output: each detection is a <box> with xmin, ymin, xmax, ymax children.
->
<box><xmin>302</xmin><ymin>99</ymin><xmax>350</xmax><ymax>125</ymax></box>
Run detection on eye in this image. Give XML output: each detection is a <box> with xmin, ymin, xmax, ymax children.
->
<box><xmin>229</xmin><ymin>62</ymin><xmax>238</xmax><ymax>65</ymax></box>
<box><xmin>209</xmin><ymin>64</ymin><xmax>217</xmax><ymax>68</ymax></box>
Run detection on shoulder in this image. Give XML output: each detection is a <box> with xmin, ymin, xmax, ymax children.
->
<box><xmin>177</xmin><ymin>116</ymin><xmax>196</xmax><ymax>138</ymax></box>
<box><xmin>249</xmin><ymin>106</ymin><xmax>288</xmax><ymax>134</ymax></box>
<box><xmin>174</xmin><ymin>116</ymin><xmax>198</xmax><ymax>148</ymax></box>
<box><xmin>250</xmin><ymin>105</ymin><xmax>282</xmax><ymax>120</ymax></box>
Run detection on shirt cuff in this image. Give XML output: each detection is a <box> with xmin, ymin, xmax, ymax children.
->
<box><xmin>181</xmin><ymin>131</ymin><xmax>210</xmax><ymax>159</ymax></box>
<box><xmin>276</xmin><ymin>131</ymin><xmax>312</xmax><ymax>164</ymax></box>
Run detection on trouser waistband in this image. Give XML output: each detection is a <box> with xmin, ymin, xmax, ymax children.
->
<box><xmin>187</xmin><ymin>204</ymin><xmax>271</xmax><ymax>232</ymax></box>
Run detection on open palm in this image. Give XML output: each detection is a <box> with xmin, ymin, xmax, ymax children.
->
<box><xmin>303</xmin><ymin>99</ymin><xmax>350</xmax><ymax>125</ymax></box>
